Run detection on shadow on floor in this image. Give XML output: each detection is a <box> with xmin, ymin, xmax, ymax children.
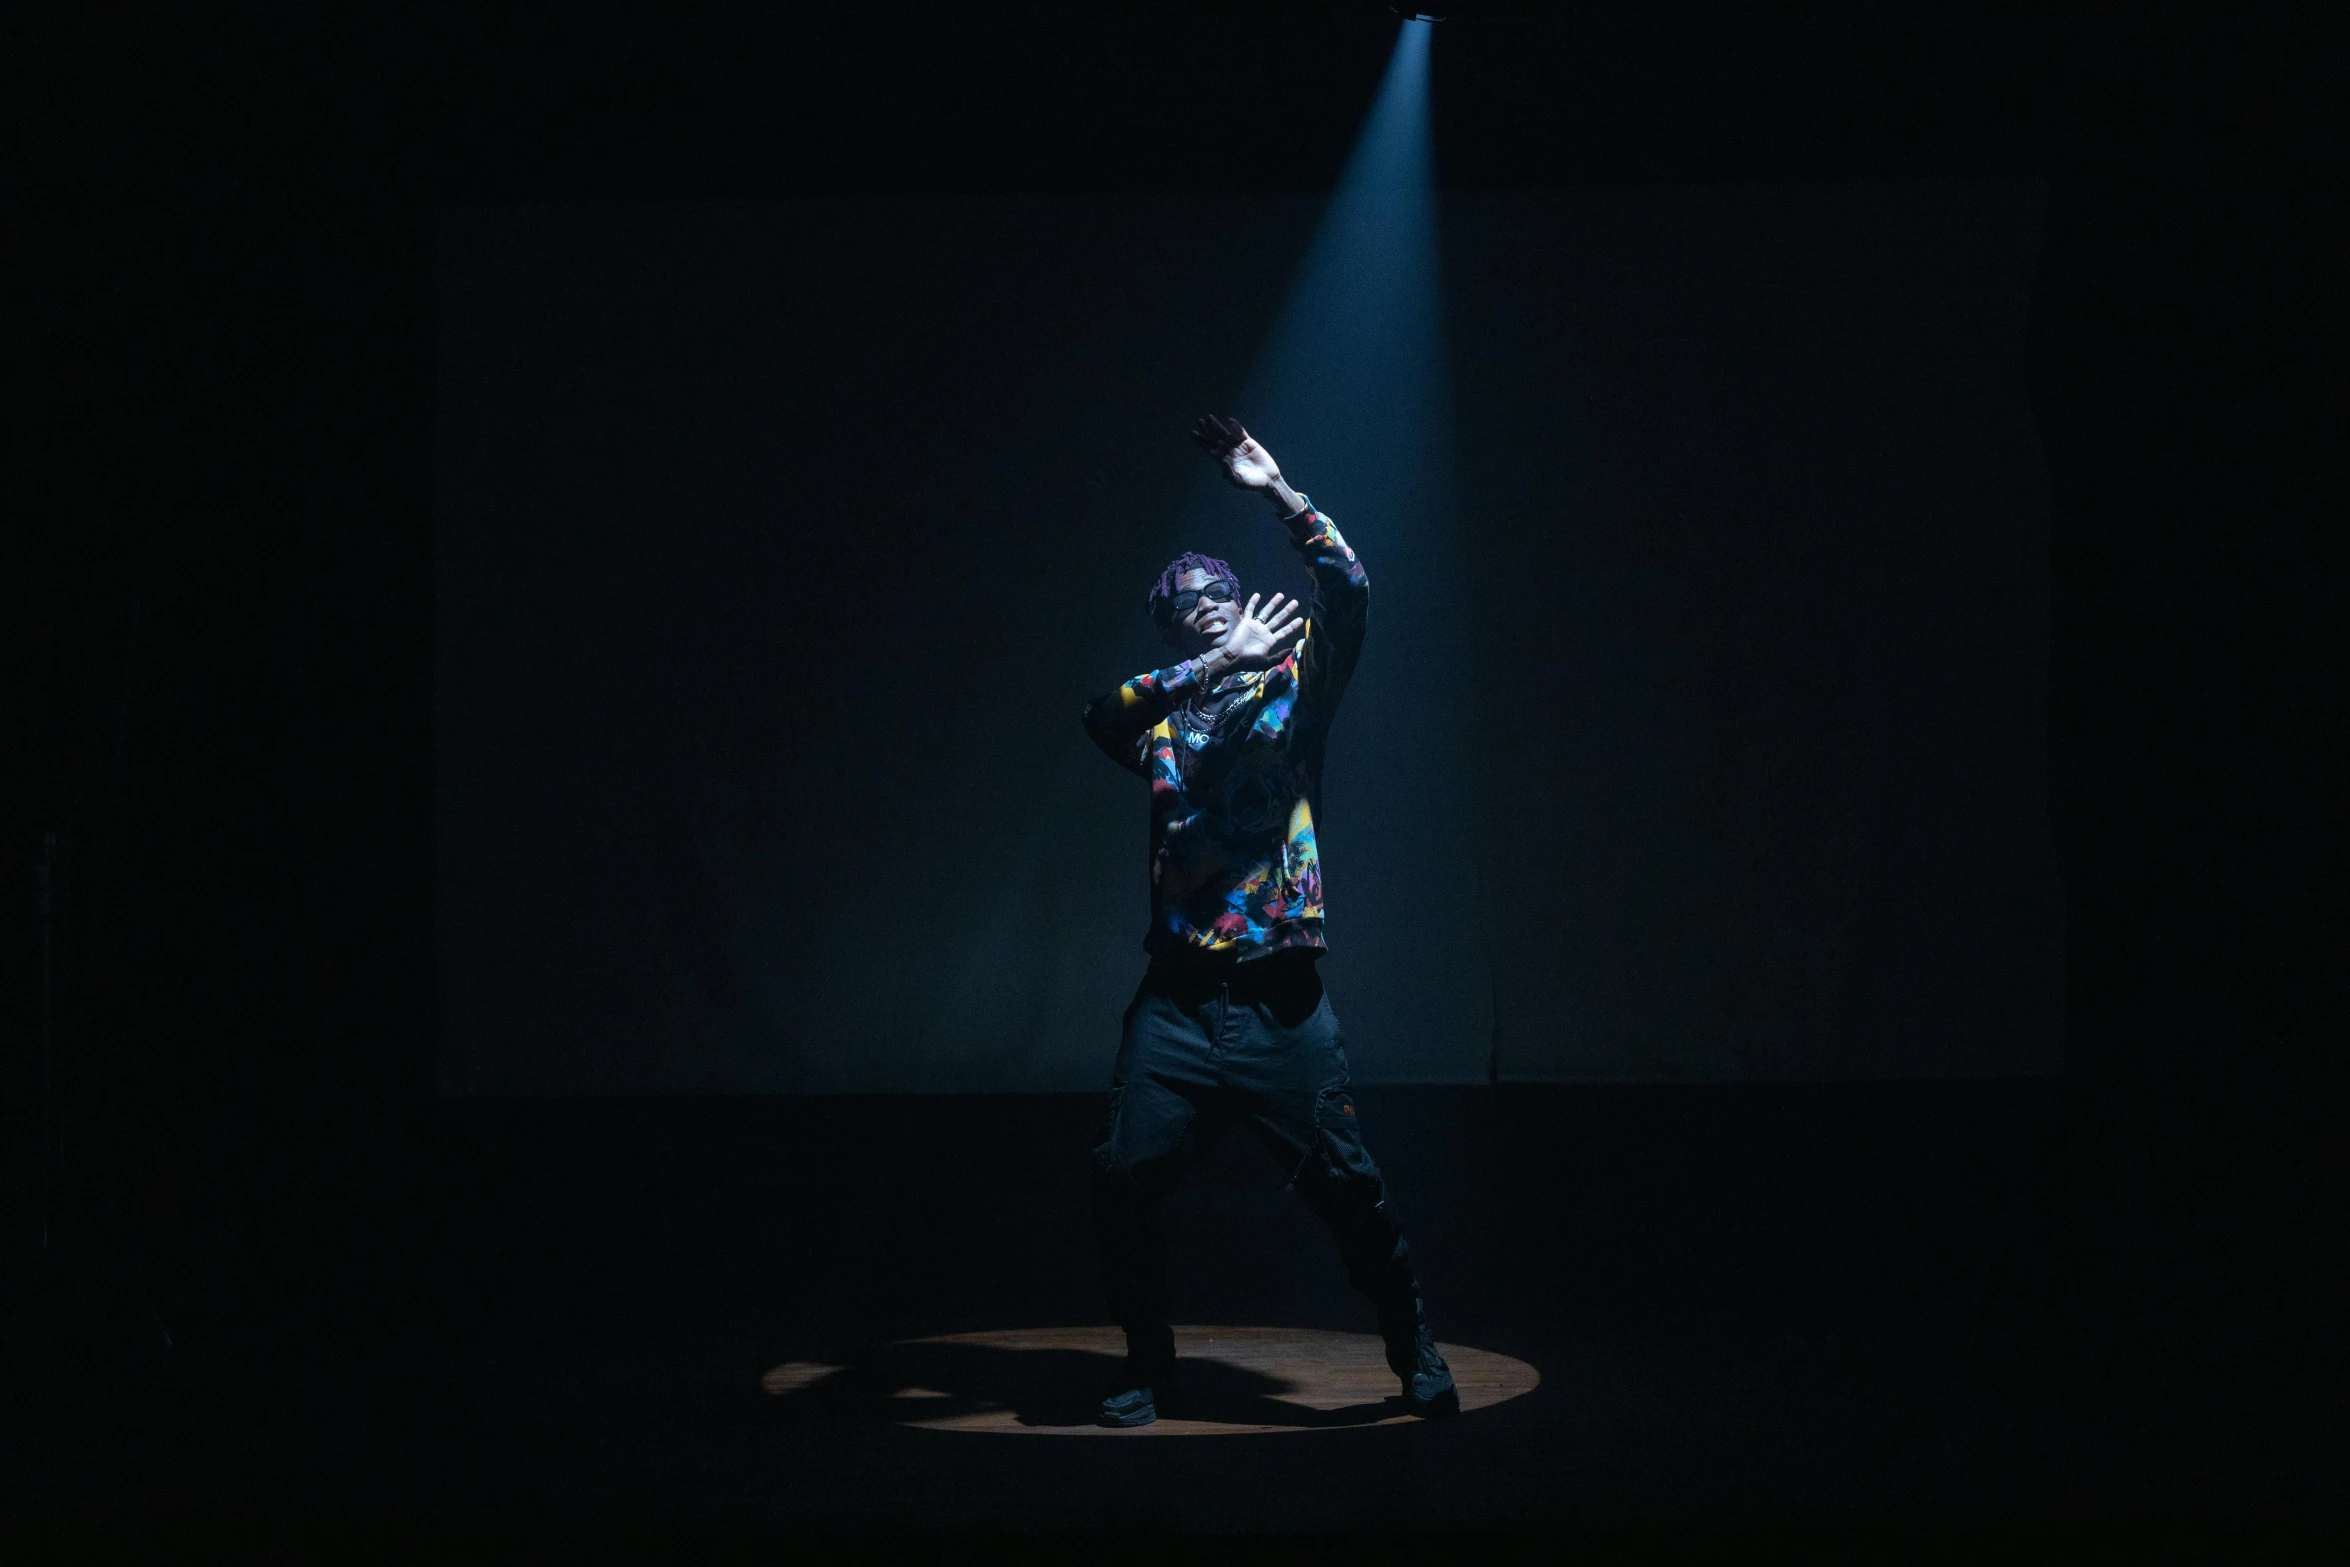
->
<box><xmin>762</xmin><ymin>1341</ymin><xmax>1405</xmax><ymax>1431</ymax></box>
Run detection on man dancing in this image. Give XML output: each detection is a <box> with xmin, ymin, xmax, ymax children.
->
<box><xmin>1080</xmin><ymin>415</ymin><xmax>1457</xmax><ymax>1427</ymax></box>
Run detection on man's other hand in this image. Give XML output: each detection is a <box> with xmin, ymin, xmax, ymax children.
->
<box><xmin>1216</xmin><ymin>592</ymin><xmax>1307</xmax><ymax>673</ymax></box>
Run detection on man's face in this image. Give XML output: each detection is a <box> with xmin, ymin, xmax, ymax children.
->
<box><xmin>1166</xmin><ymin>566</ymin><xmax>1241</xmax><ymax>658</ymax></box>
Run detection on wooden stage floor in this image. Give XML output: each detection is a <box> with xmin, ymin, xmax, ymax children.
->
<box><xmin>762</xmin><ymin>1324</ymin><xmax>1540</xmax><ymax>1435</ymax></box>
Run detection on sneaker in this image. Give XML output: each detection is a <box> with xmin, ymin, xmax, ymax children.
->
<box><xmin>1381</xmin><ymin>1302</ymin><xmax>1461</xmax><ymax>1420</ymax></box>
<box><xmin>1401</xmin><ymin>1346</ymin><xmax>1461</xmax><ymax>1420</ymax></box>
<box><xmin>1098</xmin><ymin>1356</ymin><xmax>1178</xmax><ymax>1427</ymax></box>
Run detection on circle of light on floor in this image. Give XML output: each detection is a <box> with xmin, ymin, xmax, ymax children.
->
<box><xmin>761</xmin><ymin>1324</ymin><xmax>1538</xmax><ymax>1435</ymax></box>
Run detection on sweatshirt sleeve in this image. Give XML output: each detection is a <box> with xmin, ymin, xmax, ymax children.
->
<box><xmin>1081</xmin><ymin>658</ymin><xmax>1206</xmax><ymax>777</ymax></box>
<box><xmin>1283</xmin><ymin>498</ymin><xmax>1369</xmax><ymax>726</ymax></box>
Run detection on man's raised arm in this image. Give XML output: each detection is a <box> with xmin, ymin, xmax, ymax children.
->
<box><xmin>1191</xmin><ymin>415</ymin><xmax>1370</xmax><ymax>723</ymax></box>
<box><xmin>1281</xmin><ymin>501</ymin><xmax>1369</xmax><ymax>721</ymax></box>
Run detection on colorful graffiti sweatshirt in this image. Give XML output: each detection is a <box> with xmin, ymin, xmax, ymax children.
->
<box><xmin>1081</xmin><ymin>500</ymin><xmax>1370</xmax><ymax>961</ymax></box>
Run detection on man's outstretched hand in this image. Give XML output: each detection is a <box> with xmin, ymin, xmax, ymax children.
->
<box><xmin>1193</xmin><ymin>415</ymin><xmax>1306</xmax><ymax>514</ymax></box>
<box><xmin>1207</xmin><ymin>592</ymin><xmax>1307</xmax><ymax>676</ymax></box>
<box><xmin>1193</xmin><ymin>414</ymin><xmax>1280</xmax><ymax>489</ymax></box>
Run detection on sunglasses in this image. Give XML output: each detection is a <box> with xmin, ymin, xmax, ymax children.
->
<box><xmin>1170</xmin><ymin>579</ymin><xmax>1239</xmax><ymax>616</ymax></box>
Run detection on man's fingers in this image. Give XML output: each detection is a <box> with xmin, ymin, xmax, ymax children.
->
<box><xmin>1187</xmin><ymin>414</ymin><xmax>1267</xmax><ymax>469</ymax></box>
<box><xmin>1243</xmin><ymin>592</ymin><xmax>1262</xmax><ymax>621</ymax></box>
<box><xmin>1191</xmin><ymin>413</ymin><xmax>1242</xmax><ymax>454</ymax></box>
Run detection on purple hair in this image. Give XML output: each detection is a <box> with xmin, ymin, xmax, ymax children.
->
<box><xmin>1146</xmin><ymin>551</ymin><xmax>1238</xmax><ymax>632</ymax></box>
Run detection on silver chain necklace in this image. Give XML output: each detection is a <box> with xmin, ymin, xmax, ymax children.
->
<box><xmin>1176</xmin><ymin>676</ymin><xmax>1248</xmax><ymax>743</ymax></box>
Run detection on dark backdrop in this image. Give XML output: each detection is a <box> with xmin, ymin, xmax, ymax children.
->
<box><xmin>9</xmin><ymin>1</ymin><xmax>2339</xmax><ymax>1540</ymax></box>
<box><xmin>435</xmin><ymin>182</ymin><xmax>2057</xmax><ymax>1092</ymax></box>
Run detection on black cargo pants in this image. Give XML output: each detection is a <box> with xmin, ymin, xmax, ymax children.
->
<box><xmin>1090</xmin><ymin>947</ymin><xmax>1427</xmax><ymax>1367</ymax></box>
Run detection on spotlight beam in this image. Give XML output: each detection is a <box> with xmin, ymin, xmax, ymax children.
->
<box><xmin>1171</xmin><ymin>17</ymin><xmax>1494</xmax><ymax>1084</ymax></box>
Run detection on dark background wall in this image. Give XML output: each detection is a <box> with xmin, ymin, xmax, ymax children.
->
<box><xmin>8</xmin><ymin>0</ymin><xmax>2341</xmax><ymax>1537</ymax></box>
<box><xmin>433</xmin><ymin>182</ymin><xmax>2056</xmax><ymax>1093</ymax></box>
